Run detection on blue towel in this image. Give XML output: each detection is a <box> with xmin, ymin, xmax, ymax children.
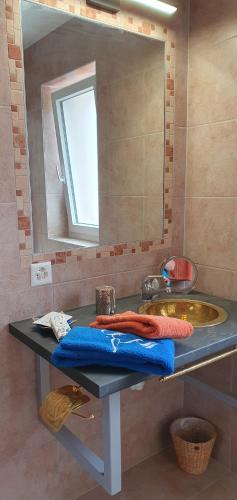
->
<box><xmin>51</xmin><ymin>327</ymin><xmax>174</xmax><ymax>376</ymax></box>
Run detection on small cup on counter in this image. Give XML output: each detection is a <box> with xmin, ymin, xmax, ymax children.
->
<box><xmin>96</xmin><ymin>286</ymin><xmax>116</xmax><ymax>315</ymax></box>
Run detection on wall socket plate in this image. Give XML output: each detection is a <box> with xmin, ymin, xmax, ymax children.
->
<box><xmin>31</xmin><ymin>261</ymin><xmax>52</xmax><ymax>287</ymax></box>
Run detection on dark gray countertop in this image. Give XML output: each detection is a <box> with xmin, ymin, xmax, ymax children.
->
<box><xmin>9</xmin><ymin>293</ymin><xmax>237</xmax><ymax>398</ymax></box>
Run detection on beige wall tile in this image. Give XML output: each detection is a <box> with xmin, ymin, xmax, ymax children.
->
<box><xmin>47</xmin><ymin>194</ymin><xmax>68</xmax><ymax>237</ymax></box>
<box><xmin>117</xmin><ymin>196</ymin><xmax>144</xmax><ymax>243</ymax></box>
<box><xmin>143</xmin><ymin>195</ymin><xmax>163</xmax><ymax>241</ymax></box>
<box><xmin>189</xmin><ymin>359</ymin><xmax>232</xmax><ymax>395</ymax></box>
<box><xmin>0</xmin><ymin>107</ymin><xmax>16</xmax><ymax>202</ymax></box>
<box><xmin>175</xmin><ymin>32</ymin><xmax>188</xmax><ymax>127</ymax></box>
<box><xmin>173</xmin><ymin>127</ymin><xmax>186</xmax><ymax>197</ymax></box>
<box><xmin>0</xmin><ymin>244</ymin><xmax>21</xmax><ymax>277</ymax></box>
<box><xmin>107</xmin><ymin>137</ymin><xmax>145</xmax><ymax>197</ymax></box>
<box><xmin>0</xmin><ymin>34</ymin><xmax>11</xmax><ymax>106</ymax></box>
<box><xmin>98</xmin><ymin>142</ymin><xmax>109</xmax><ymax>196</ymax></box>
<box><xmin>190</xmin><ymin>0</ymin><xmax>237</xmax><ymax>49</ymax></box>
<box><xmin>187</xmin><ymin>121</ymin><xmax>237</xmax><ymax>197</ymax></box>
<box><xmin>41</xmin><ymin>95</ymin><xmax>63</xmax><ymax>196</ymax></box>
<box><xmin>188</xmin><ymin>37</ymin><xmax>237</xmax><ymax>126</ymax></box>
<box><xmin>27</xmin><ymin>110</ymin><xmax>46</xmax><ymax>196</ymax></box>
<box><xmin>195</xmin><ymin>265</ymin><xmax>237</xmax><ymax>301</ymax></box>
<box><xmin>99</xmin><ymin>195</ymin><xmax>117</xmax><ymax>244</ymax></box>
<box><xmin>8</xmin><ymin>285</ymin><xmax>54</xmax><ymax>321</ymax></box>
<box><xmin>144</xmin><ymin>132</ymin><xmax>164</xmax><ymax>196</ymax></box>
<box><xmin>31</xmin><ymin>194</ymin><xmax>47</xmax><ymax>241</ymax></box>
<box><xmin>184</xmin><ymin>384</ymin><xmax>232</xmax><ymax>468</ymax></box>
<box><xmin>143</xmin><ymin>66</ymin><xmax>164</xmax><ymax>133</ymax></box>
<box><xmin>0</xmin><ymin>203</ymin><xmax>19</xmax><ymax>248</ymax></box>
<box><xmin>0</xmin><ymin>0</ymin><xmax>7</xmax><ymax>32</ymax></box>
<box><xmin>172</xmin><ymin>197</ymin><xmax>184</xmax><ymax>255</ymax></box>
<box><xmin>100</xmin><ymin>195</ymin><xmax>144</xmax><ymax>244</ymax></box>
<box><xmin>53</xmin><ymin>279</ymin><xmax>90</xmax><ymax>310</ymax></box>
<box><xmin>185</xmin><ymin>198</ymin><xmax>237</xmax><ymax>269</ymax></box>
<box><xmin>102</xmin><ymin>73</ymin><xmax>145</xmax><ymax>140</ymax></box>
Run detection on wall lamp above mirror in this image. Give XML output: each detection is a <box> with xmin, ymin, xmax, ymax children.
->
<box><xmin>86</xmin><ymin>0</ymin><xmax>120</xmax><ymax>13</ymax></box>
<box><xmin>128</xmin><ymin>0</ymin><xmax>177</xmax><ymax>14</ymax></box>
<box><xmin>86</xmin><ymin>0</ymin><xmax>177</xmax><ymax>15</ymax></box>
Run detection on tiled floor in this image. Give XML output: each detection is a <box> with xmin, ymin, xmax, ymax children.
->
<box><xmin>76</xmin><ymin>448</ymin><xmax>237</xmax><ymax>500</ymax></box>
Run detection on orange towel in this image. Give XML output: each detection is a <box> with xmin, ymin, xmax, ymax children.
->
<box><xmin>171</xmin><ymin>259</ymin><xmax>193</xmax><ymax>281</ymax></box>
<box><xmin>90</xmin><ymin>311</ymin><xmax>193</xmax><ymax>340</ymax></box>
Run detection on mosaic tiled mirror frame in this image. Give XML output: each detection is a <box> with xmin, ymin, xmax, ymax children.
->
<box><xmin>5</xmin><ymin>0</ymin><xmax>175</xmax><ymax>268</ymax></box>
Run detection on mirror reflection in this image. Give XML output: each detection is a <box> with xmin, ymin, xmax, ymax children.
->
<box><xmin>22</xmin><ymin>0</ymin><xmax>165</xmax><ymax>252</ymax></box>
<box><xmin>161</xmin><ymin>257</ymin><xmax>198</xmax><ymax>293</ymax></box>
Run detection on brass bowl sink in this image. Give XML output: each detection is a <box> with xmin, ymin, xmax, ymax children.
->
<box><xmin>138</xmin><ymin>299</ymin><xmax>228</xmax><ymax>327</ymax></box>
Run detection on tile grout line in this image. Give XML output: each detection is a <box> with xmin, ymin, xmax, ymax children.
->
<box><xmin>187</xmin><ymin>117</ymin><xmax>237</xmax><ymax>129</ymax></box>
<box><xmin>185</xmin><ymin>196</ymin><xmax>237</xmax><ymax>199</ymax></box>
<box><xmin>52</xmin><ymin>266</ymin><xmax>159</xmax><ymax>287</ymax></box>
<box><xmin>196</xmin><ymin>263</ymin><xmax>237</xmax><ymax>273</ymax></box>
<box><xmin>187</xmin><ymin>478</ymin><xmax>220</xmax><ymax>500</ymax></box>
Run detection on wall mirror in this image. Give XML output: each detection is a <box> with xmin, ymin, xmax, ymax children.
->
<box><xmin>21</xmin><ymin>0</ymin><xmax>166</xmax><ymax>252</ymax></box>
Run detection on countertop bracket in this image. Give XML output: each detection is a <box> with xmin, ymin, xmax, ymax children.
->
<box><xmin>36</xmin><ymin>356</ymin><xmax>121</xmax><ymax>496</ymax></box>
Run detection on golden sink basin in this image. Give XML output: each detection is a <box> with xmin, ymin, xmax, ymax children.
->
<box><xmin>138</xmin><ymin>299</ymin><xmax>228</xmax><ymax>327</ymax></box>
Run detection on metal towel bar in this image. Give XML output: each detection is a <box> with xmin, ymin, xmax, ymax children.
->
<box><xmin>160</xmin><ymin>346</ymin><xmax>237</xmax><ymax>382</ymax></box>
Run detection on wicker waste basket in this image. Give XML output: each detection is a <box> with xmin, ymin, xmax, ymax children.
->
<box><xmin>170</xmin><ymin>417</ymin><xmax>217</xmax><ymax>475</ymax></box>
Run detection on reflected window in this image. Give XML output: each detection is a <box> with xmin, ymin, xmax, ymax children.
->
<box><xmin>52</xmin><ymin>75</ymin><xmax>99</xmax><ymax>242</ymax></box>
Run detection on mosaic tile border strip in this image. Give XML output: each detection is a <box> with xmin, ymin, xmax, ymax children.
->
<box><xmin>5</xmin><ymin>0</ymin><xmax>175</xmax><ymax>267</ymax></box>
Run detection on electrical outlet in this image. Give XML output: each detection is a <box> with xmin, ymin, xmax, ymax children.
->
<box><xmin>31</xmin><ymin>261</ymin><xmax>52</xmax><ymax>287</ymax></box>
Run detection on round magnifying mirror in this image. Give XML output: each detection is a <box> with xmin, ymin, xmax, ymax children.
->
<box><xmin>160</xmin><ymin>256</ymin><xmax>198</xmax><ymax>294</ymax></box>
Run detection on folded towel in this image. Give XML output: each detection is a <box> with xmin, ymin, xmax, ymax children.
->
<box><xmin>90</xmin><ymin>311</ymin><xmax>193</xmax><ymax>340</ymax></box>
<box><xmin>51</xmin><ymin>326</ymin><xmax>175</xmax><ymax>376</ymax></box>
<box><xmin>171</xmin><ymin>259</ymin><xmax>193</xmax><ymax>281</ymax></box>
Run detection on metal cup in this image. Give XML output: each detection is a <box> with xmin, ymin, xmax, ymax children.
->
<box><xmin>96</xmin><ymin>286</ymin><xmax>116</xmax><ymax>315</ymax></box>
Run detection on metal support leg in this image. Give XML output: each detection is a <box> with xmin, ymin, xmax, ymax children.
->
<box><xmin>36</xmin><ymin>355</ymin><xmax>122</xmax><ymax>495</ymax></box>
<box><xmin>103</xmin><ymin>392</ymin><xmax>121</xmax><ymax>495</ymax></box>
<box><xmin>36</xmin><ymin>355</ymin><xmax>51</xmax><ymax>405</ymax></box>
